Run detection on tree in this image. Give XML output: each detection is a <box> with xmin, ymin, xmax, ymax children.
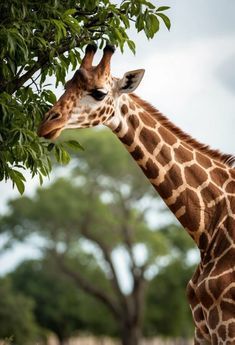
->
<box><xmin>144</xmin><ymin>259</ymin><xmax>195</xmax><ymax>339</ymax></box>
<box><xmin>0</xmin><ymin>0</ymin><xmax>170</xmax><ymax>193</ymax></box>
<box><xmin>9</xmin><ymin>259</ymin><xmax>118</xmax><ymax>345</ymax></box>
<box><xmin>144</xmin><ymin>224</ymin><xmax>196</xmax><ymax>339</ymax></box>
<box><xmin>0</xmin><ymin>277</ymin><xmax>38</xmax><ymax>345</ymax></box>
<box><xmin>0</xmin><ymin>130</ymin><xmax>195</xmax><ymax>345</ymax></box>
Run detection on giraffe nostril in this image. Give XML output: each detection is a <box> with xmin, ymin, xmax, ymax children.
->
<box><xmin>47</xmin><ymin>112</ymin><xmax>61</xmax><ymax>121</ymax></box>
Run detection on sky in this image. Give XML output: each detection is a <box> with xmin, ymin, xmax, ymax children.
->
<box><xmin>0</xmin><ymin>0</ymin><xmax>235</xmax><ymax>277</ymax></box>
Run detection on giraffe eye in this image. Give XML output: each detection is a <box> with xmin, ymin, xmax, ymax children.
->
<box><xmin>90</xmin><ymin>89</ymin><xmax>107</xmax><ymax>101</ymax></box>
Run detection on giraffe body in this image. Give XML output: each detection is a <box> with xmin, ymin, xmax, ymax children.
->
<box><xmin>38</xmin><ymin>45</ymin><xmax>235</xmax><ymax>344</ymax></box>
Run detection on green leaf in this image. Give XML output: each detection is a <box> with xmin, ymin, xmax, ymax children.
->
<box><xmin>149</xmin><ymin>14</ymin><xmax>159</xmax><ymax>36</ymax></box>
<box><xmin>156</xmin><ymin>6</ymin><xmax>171</xmax><ymax>12</ymax></box>
<box><xmin>142</xmin><ymin>1</ymin><xmax>156</xmax><ymax>10</ymax></box>
<box><xmin>157</xmin><ymin>13</ymin><xmax>171</xmax><ymax>30</ymax></box>
<box><xmin>60</xmin><ymin>147</ymin><xmax>71</xmax><ymax>164</ymax></box>
<box><xmin>48</xmin><ymin>143</ymin><xmax>55</xmax><ymax>152</ymax></box>
<box><xmin>54</xmin><ymin>145</ymin><xmax>71</xmax><ymax>164</ymax></box>
<box><xmin>9</xmin><ymin>169</ymin><xmax>26</xmax><ymax>195</ymax></box>
<box><xmin>54</xmin><ymin>146</ymin><xmax>61</xmax><ymax>163</ymax></box>
<box><xmin>44</xmin><ymin>90</ymin><xmax>57</xmax><ymax>105</ymax></box>
<box><xmin>14</xmin><ymin>177</ymin><xmax>25</xmax><ymax>195</ymax></box>
<box><xmin>63</xmin><ymin>8</ymin><xmax>77</xmax><ymax>16</ymax></box>
<box><xmin>127</xmin><ymin>40</ymin><xmax>136</xmax><ymax>54</ymax></box>
<box><xmin>136</xmin><ymin>14</ymin><xmax>144</xmax><ymax>32</ymax></box>
<box><xmin>65</xmin><ymin>140</ymin><xmax>84</xmax><ymax>151</ymax></box>
<box><xmin>7</xmin><ymin>33</ymin><xmax>16</xmax><ymax>56</ymax></box>
<box><xmin>12</xmin><ymin>170</ymin><xmax>26</xmax><ymax>182</ymax></box>
<box><xmin>38</xmin><ymin>173</ymin><xmax>43</xmax><ymax>185</ymax></box>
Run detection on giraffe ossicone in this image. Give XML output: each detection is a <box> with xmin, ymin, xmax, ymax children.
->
<box><xmin>38</xmin><ymin>45</ymin><xmax>235</xmax><ymax>345</ymax></box>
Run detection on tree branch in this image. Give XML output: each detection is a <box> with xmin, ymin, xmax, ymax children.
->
<box><xmin>13</xmin><ymin>43</ymin><xmax>78</xmax><ymax>93</ymax></box>
<box><xmin>56</xmin><ymin>253</ymin><xmax>122</xmax><ymax>320</ymax></box>
<box><xmin>1</xmin><ymin>6</ymin><xmax>127</xmax><ymax>95</ymax></box>
<box><xmin>79</xmin><ymin>212</ymin><xmax>129</xmax><ymax>312</ymax></box>
<box><xmin>2</xmin><ymin>35</ymin><xmax>85</xmax><ymax>95</ymax></box>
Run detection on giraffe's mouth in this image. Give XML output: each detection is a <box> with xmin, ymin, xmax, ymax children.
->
<box><xmin>38</xmin><ymin>127</ymin><xmax>63</xmax><ymax>140</ymax></box>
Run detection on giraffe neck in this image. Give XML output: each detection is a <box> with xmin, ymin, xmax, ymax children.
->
<box><xmin>106</xmin><ymin>93</ymin><xmax>234</xmax><ymax>254</ymax></box>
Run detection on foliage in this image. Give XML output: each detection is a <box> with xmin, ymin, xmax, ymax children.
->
<box><xmin>0</xmin><ymin>0</ymin><xmax>170</xmax><ymax>193</ymax></box>
<box><xmin>144</xmin><ymin>260</ymin><xmax>195</xmax><ymax>338</ymax></box>
<box><xmin>0</xmin><ymin>277</ymin><xmax>38</xmax><ymax>345</ymax></box>
<box><xmin>10</xmin><ymin>259</ymin><xmax>117</xmax><ymax>342</ymax></box>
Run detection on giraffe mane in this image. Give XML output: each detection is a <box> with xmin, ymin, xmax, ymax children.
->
<box><xmin>130</xmin><ymin>93</ymin><xmax>235</xmax><ymax>168</ymax></box>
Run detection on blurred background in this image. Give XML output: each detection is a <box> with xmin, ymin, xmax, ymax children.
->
<box><xmin>0</xmin><ymin>0</ymin><xmax>234</xmax><ymax>344</ymax></box>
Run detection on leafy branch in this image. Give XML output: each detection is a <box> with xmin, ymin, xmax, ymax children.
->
<box><xmin>0</xmin><ymin>0</ymin><xmax>171</xmax><ymax>193</ymax></box>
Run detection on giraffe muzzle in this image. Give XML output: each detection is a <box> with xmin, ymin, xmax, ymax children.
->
<box><xmin>38</xmin><ymin>114</ymin><xmax>64</xmax><ymax>140</ymax></box>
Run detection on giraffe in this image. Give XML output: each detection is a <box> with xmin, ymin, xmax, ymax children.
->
<box><xmin>38</xmin><ymin>44</ymin><xmax>235</xmax><ymax>345</ymax></box>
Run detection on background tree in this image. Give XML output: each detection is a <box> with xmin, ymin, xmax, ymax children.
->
<box><xmin>0</xmin><ymin>130</ymin><xmax>195</xmax><ymax>345</ymax></box>
<box><xmin>0</xmin><ymin>277</ymin><xmax>39</xmax><ymax>345</ymax></box>
<box><xmin>144</xmin><ymin>259</ymin><xmax>195</xmax><ymax>339</ymax></box>
<box><xmin>144</xmin><ymin>225</ymin><xmax>196</xmax><ymax>338</ymax></box>
<box><xmin>9</xmin><ymin>258</ymin><xmax>118</xmax><ymax>345</ymax></box>
<box><xmin>0</xmin><ymin>0</ymin><xmax>170</xmax><ymax>193</ymax></box>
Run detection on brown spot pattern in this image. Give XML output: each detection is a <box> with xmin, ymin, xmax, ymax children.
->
<box><xmin>211</xmin><ymin>248</ymin><xmax>235</xmax><ymax>277</ymax></box>
<box><xmin>88</xmin><ymin>114</ymin><xmax>97</xmax><ymax>120</ymax></box>
<box><xmin>158</xmin><ymin>165</ymin><xmax>183</xmax><ymax>199</ymax></box>
<box><xmin>158</xmin><ymin>126</ymin><xmax>177</xmax><ymax>145</ymax></box>
<box><xmin>128</xmin><ymin>114</ymin><xmax>139</xmax><ymax>129</ymax></box>
<box><xmin>196</xmin><ymin>152</ymin><xmax>212</xmax><ymax>168</ymax></box>
<box><xmin>223</xmin><ymin>286</ymin><xmax>235</xmax><ymax>300</ymax></box>
<box><xmin>177</xmin><ymin>189</ymin><xmax>200</xmax><ymax>232</ymax></box>
<box><xmin>228</xmin><ymin>195</ymin><xmax>235</xmax><ymax>214</ymax></box>
<box><xmin>218</xmin><ymin>325</ymin><xmax>226</xmax><ymax>341</ymax></box>
<box><xmin>225</xmin><ymin>181</ymin><xmax>235</xmax><ymax>193</ymax></box>
<box><xmin>156</xmin><ymin>144</ymin><xmax>172</xmax><ymax>167</ymax></box>
<box><xmin>208</xmin><ymin>271</ymin><xmax>232</xmax><ymax>300</ymax></box>
<box><xmin>139</xmin><ymin>111</ymin><xmax>156</xmax><ymax>127</ymax></box>
<box><xmin>201</xmin><ymin>182</ymin><xmax>222</xmax><ymax>203</ymax></box>
<box><xmin>121</xmin><ymin>104</ymin><xmax>128</xmax><ymax>115</ymax></box>
<box><xmin>208</xmin><ymin>306</ymin><xmax>219</xmax><ymax>330</ymax></box>
<box><xmin>199</xmin><ymin>233</ymin><xmax>209</xmax><ymax>252</ymax></box>
<box><xmin>228</xmin><ymin>322</ymin><xmax>235</xmax><ymax>338</ymax></box>
<box><xmin>214</xmin><ymin>161</ymin><xmax>225</xmax><ymax>168</ymax></box>
<box><xmin>196</xmin><ymin>282</ymin><xmax>214</xmax><ymax>309</ymax></box>
<box><xmin>139</xmin><ymin>128</ymin><xmax>160</xmax><ymax>154</ymax></box>
<box><xmin>211</xmin><ymin>333</ymin><xmax>218</xmax><ymax>344</ymax></box>
<box><xmin>184</xmin><ymin>164</ymin><xmax>208</xmax><ymax>188</ymax></box>
<box><xmin>130</xmin><ymin>146</ymin><xmax>144</xmax><ymax>161</ymax></box>
<box><xmin>113</xmin><ymin>122</ymin><xmax>122</xmax><ymax>133</ymax></box>
<box><xmin>210</xmin><ymin>168</ymin><xmax>229</xmax><ymax>187</ymax></box>
<box><xmin>141</xmin><ymin>159</ymin><xmax>159</xmax><ymax>179</ymax></box>
<box><xmin>211</xmin><ymin>229</ymin><xmax>232</xmax><ymax>260</ymax></box>
<box><xmin>221</xmin><ymin>300</ymin><xmax>235</xmax><ymax>321</ymax></box>
<box><xmin>174</xmin><ymin>145</ymin><xmax>194</xmax><ymax>163</ymax></box>
<box><xmin>194</xmin><ymin>307</ymin><xmax>204</xmax><ymax>323</ymax></box>
<box><xmin>120</xmin><ymin>129</ymin><xmax>134</xmax><ymax>146</ymax></box>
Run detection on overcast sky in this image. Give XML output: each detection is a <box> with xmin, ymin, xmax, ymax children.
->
<box><xmin>1</xmin><ymin>0</ymin><xmax>235</xmax><ymax>275</ymax></box>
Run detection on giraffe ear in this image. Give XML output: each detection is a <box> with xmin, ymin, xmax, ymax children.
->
<box><xmin>118</xmin><ymin>69</ymin><xmax>145</xmax><ymax>94</ymax></box>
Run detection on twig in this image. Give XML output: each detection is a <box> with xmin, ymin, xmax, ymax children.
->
<box><xmin>29</xmin><ymin>77</ymin><xmax>40</xmax><ymax>93</ymax></box>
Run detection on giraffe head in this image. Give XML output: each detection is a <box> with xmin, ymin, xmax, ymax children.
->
<box><xmin>38</xmin><ymin>44</ymin><xmax>145</xmax><ymax>139</ymax></box>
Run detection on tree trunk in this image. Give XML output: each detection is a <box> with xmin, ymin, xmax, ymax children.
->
<box><xmin>57</xmin><ymin>335</ymin><xmax>69</xmax><ymax>345</ymax></box>
<box><xmin>121</xmin><ymin>323</ymin><xmax>142</xmax><ymax>345</ymax></box>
